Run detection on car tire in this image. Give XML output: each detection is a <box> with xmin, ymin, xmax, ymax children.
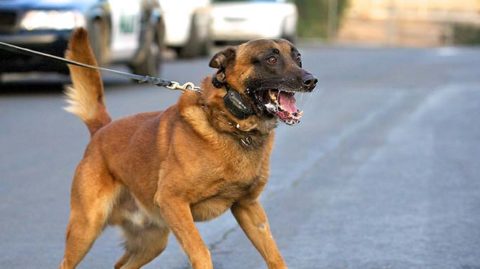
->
<box><xmin>89</xmin><ymin>19</ymin><xmax>110</xmax><ymax>65</ymax></box>
<box><xmin>177</xmin><ymin>15</ymin><xmax>210</xmax><ymax>58</ymax></box>
<box><xmin>283</xmin><ymin>33</ymin><xmax>297</xmax><ymax>44</ymax></box>
<box><xmin>281</xmin><ymin>18</ymin><xmax>297</xmax><ymax>44</ymax></box>
<box><xmin>130</xmin><ymin>22</ymin><xmax>163</xmax><ymax>77</ymax></box>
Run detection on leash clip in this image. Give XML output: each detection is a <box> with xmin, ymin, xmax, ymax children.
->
<box><xmin>167</xmin><ymin>81</ymin><xmax>201</xmax><ymax>92</ymax></box>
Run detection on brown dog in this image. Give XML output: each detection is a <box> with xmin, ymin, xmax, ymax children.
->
<box><xmin>59</xmin><ymin>28</ymin><xmax>317</xmax><ymax>269</ymax></box>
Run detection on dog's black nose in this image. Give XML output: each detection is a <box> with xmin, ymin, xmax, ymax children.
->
<box><xmin>303</xmin><ymin>73</ymin><xmax>318</xmax><ymax>91</ymax></box>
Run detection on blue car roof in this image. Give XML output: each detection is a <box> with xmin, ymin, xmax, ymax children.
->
<box><xmin>0</xmin><ymin>0</ymin><xmax>98</xmax><ymax>11</ymax></box>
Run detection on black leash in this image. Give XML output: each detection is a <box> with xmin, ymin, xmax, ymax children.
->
<box><xmin>0</xmin><ymin>41</ymin><xmax>201</xmax><ymax>92</ymax></box>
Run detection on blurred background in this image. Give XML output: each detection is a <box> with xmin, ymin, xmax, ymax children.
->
<box><xmin>300</xmin><ymin>0</ymin><xmax>480</xmax><ymax>46</ymax></box>
<box><xmin>1</xmin><ymin>0</ymin><xmax>480</xmax><ymax>268</ymax></box>
<box><xmin>1</xmin><ymin>0</ymin><xmax>480</xmax><ymax>80</ymax></box>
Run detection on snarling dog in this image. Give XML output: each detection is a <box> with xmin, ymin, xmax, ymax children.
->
<box><xmin>59</xmin><ymin>28</ymin><xmax>317</xmax><ymax>269</ymax></box>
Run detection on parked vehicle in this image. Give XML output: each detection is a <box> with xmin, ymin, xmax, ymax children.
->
<box><xmin>0</xmin><ymin>0</ymin><xmax>165</xmax><ymax>77</ymax></box>
<box><xmin>210</xmin><ymin>0</ymin><xmax>297</xmax><ymax>44</ymax></box>
<box><xmin>159</xmin><ymin>0</ymin><xmax>211</xmax><ymax>58</ymax></box>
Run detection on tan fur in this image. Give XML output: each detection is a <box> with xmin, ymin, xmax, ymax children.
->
<box><xmin>64</xmin><ymin>28</ymin><xmax>111</xmax><ymax>135</ymax></box>
<box><xmin>59</xmin><ymin>28</ymin><xmax>312</xmax><ymax>269</ymax></box>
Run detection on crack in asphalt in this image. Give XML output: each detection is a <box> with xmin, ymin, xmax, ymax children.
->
<box><xmin>208</xmin><ymin>226</ymin><xmax>238</xmax><ymax>254</ymax></box>
<box><xmin>288</xmin><ymin>90</ymin><xmax>407</xmax><ymax>188</ymax></box>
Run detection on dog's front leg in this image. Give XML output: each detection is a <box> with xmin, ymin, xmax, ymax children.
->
<box><xmin>156</xmin><ymin>193</ymin><xmax>213</xmax><ymax>269</ymax></box>
<box><xmin>231</xmin><ymin>200</ymin><xmax>287</xmax><ymax>269</ymax></box>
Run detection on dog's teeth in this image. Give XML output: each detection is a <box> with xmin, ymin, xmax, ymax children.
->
<box><xmin>265</xmin><ymin>103</ymin><xmax>278</xmax><ymax>112</ymax></box>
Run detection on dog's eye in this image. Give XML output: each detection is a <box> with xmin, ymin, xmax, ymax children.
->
<box><xmin>266</xmin><ymin>56</ymin><xmax>277</xmax><ymax>65</ymax></box>
<box><xmin>296</xmin><ymin>55</ymin><xmax>302</xmax><ymax>67</ymax></box>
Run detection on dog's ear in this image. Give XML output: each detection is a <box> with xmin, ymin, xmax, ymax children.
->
<box><xmin>209</xmin><ymin>46</ymin><xmax>236</xmax><ymax>69</ymax></box>
<box><xmin>209</xmin><ymin>47</ymin><xmax>236</xmax><ymax>87</ymax></box>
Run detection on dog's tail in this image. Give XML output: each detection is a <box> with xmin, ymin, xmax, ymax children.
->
<box><xmin>64</xmin><ymin>28</ymin><xmax>111</xmax><ymax>136</ymax></box>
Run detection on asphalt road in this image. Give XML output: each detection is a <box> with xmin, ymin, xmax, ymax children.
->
<box><xmin>1</xmin><ymin>45</ymin><xmax>479</xmax><ymax>269</ymax></box>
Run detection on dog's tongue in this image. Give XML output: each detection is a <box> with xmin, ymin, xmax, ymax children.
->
<box><xmin>278</xmin><ymin>92</ymin><xmax>297</xmax><ymax>113</ymax></box>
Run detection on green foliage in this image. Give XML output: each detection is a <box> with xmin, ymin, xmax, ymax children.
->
<box><xmin>295</xmin><ymin>0</ymin><xmax>350</xmax><ymax>39</ymax></box>
<box><xmin>453</xmin><ymin>23</ymin><xmax>480</xmax><ymax>45</ymax></box>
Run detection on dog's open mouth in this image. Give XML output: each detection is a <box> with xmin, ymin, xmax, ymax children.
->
<box><xmin>260</xmin><ymin>89</ymin><xmax>303</xmax><ymax>125</ymax></box>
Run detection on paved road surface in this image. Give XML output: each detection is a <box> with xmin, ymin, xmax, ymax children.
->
<box><xmin>1</xmin><ymin>45</ymin><xmax>479</xmax><ymax>269</ymax></box>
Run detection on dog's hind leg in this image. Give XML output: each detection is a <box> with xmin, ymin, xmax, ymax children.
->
<box><xmin>59</xmin><ymin>157</ymin><xmax>121</xmax><ymax>269</ymax></box>
<box><xmin>115</xmin><ymin>224</ymin><xmax>170</xmax><ymax>269</ymax></box>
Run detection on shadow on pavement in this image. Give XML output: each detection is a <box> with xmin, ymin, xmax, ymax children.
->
<box><xmin>0</xmin><ymin>74</ymin><xmax>142</xmax><ymax>96</ymax></box>
<box><xmin>0</xmin><ymin>81</ymin><xmax>65</xmax><ymax>95</ymax></box>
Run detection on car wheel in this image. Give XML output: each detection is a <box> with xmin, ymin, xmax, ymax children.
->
<box><xmin>200</xmin><ymin>34</ymin><xmax>213</xmax><ymax>57</ymax></box>
<box><xmin>283</xmin><ymin>33</ymin><xmax>297</xmax><ymax>44</ymax></box>
<box><xmin>177</xmin><ymin>15</ymin><xmax>209</xmax><ymax>58</ymax></box>
<box><xmin>281</xmin><ymin>18</ymin><xmax>297</xmax><ymax>44</ymax></box>
<box><xmin>89</xmin><ymin>19</ymin><xmax>110</xmax><ymax>65</ymax></box>
<box><xmin>130</xmin><ymin>25</ymin><xmax>163</xmax><ymax>77</ymax></box>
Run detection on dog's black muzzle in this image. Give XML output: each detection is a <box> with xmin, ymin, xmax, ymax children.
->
<box><xmin>302</xmin><ymin>71</ymin><xmax>318</xmax><ymax>92</ymax></box>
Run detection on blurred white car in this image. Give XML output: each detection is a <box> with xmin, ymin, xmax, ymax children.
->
<box><xmin>210</xmin><ymin>0</ymin><xmax>297</xmax><ymax>44</ymax></box>
<box><xmin>159</xmin><ymin>0</ymin><xmax>211</xmax><ymax>58</ymax></box>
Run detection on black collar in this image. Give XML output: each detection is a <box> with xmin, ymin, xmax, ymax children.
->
<box><xmin>213</xmin><ymin>77</ymin><xmax>255</xmax><ymax>120</ymax></box>
<box><xmin>223</xmin><ymin>86</ymin><xmax>255</xmax><ymax>119</ymax></box>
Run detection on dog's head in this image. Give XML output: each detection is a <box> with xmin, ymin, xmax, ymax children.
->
<box><xmin>209</xmin><ymin>39</ymin><xmax>317</xmax><ymax>125</ymax></box>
